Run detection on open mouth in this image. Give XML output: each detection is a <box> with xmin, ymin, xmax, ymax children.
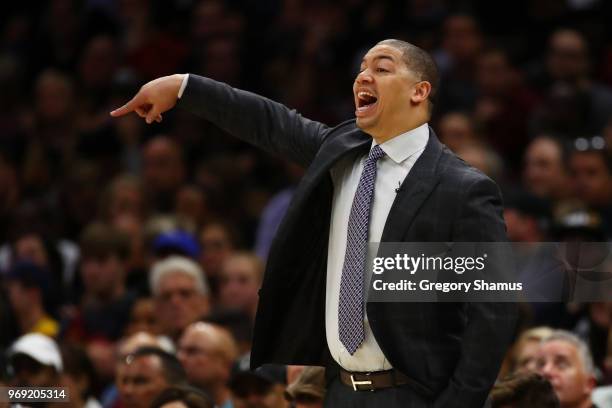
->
<box><xmin>356</xmin><ymin>90</ymin><xmax>378</xmax><ymax>116</ymax></box>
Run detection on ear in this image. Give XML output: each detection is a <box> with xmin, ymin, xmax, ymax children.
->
<box><xmin>411</xmin><ymin>81</ymin><xmax>432</xmax><ymax>104</ymax></box>
<box><xmin>585</xmin><ymin>375</ymin><xmax>597</xmax><ymax>393</ymax></box>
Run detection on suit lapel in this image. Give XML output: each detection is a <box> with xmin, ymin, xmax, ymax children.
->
<box><xmin>272</xmin><ymin>126</ymin><xmax>372</xmax><ymax>237</ymax></box>
<box><xmin>380</xmin><ymin>127</ymin><xmax>445</xmax><ymax>242</ymax></box>
<box><xmin>297</xmin><ymin>127</ymin><xmax>372</xmax><ymax>195</ymax></box>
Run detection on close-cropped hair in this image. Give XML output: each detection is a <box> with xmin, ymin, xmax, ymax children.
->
<box><xmin>127</xmin><ymin>346</ymin><xmax>187</xmax><ymax>386</ymax></box>
<box><xmin>377</xmin><ymin>38</ymin><xmax>439</xmax><ymax>107</ymax></box>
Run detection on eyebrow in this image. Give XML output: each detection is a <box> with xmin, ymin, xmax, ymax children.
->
<box><xmin>361</xmin><ymin>54</ymin><xmax>396</xmax><ymax>65</ymax></box>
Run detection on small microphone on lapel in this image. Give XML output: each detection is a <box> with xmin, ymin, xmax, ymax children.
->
<box><xmin>395</xmin><ymin>181</ymin><xmax>403</xmax><ymax>193</ymax></box>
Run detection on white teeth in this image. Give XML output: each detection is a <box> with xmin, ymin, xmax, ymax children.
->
<box><xmin>358</xmin><ymin>91</ymin><xmax>375</xmax><ymax>99</ymax></box>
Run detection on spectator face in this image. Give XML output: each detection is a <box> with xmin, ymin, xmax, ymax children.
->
<box><xmin>14</xmin><ymin>234</ymin><xmax>48</xmax><ymax>268</ymax></box>
<box><xmin>87</xmin><ymin>341</ymin><xmax>116</xmax><ymax>386</ymax></box>
<box><xmin>570</xmin><ymin>151</ymin><xmax>612</xmax><ymax>207</ymax></box>
<box><xmin>35</xmin><ymin>71</ymin><xmax>74</xmax><ymax>122</ymax></box>
<box><xmin>175</xmin><ymin>186</ymin><xmax>208</xmax><ymax>227</ymax></box>
<box><xmin>547</xmin><ymin>30</ymin><xmax>589</xmax><ymax>83</ymax></box>
<box><xmin>78</xmin><ymin>35</ymin><xmax>117</xmax><ymax>89</ymax></box>
<box><xmin>108</xmin><ymin>180</ymin><xmax>144</xmax><ymax>221</ymax></box>
<box><xmin>113</xmin><ymin>213</ymin><xmax>145</xmax><ymax>270</ymax></box>
<box><xmin>524</xmin><ymin>138</ymin><xmax>567</xmax><ymax>199</ymax></box>
<box><xmin>199</xmin><ymin>224</ymin><xmax>234</xmax><ymax>278</ymax></box>
<box><xmin>477</xmin><ymin>51</ymin><xmax>512</xmax><ymax>96</ymax></box>
<box><xmin>202</xmin><ymin>37</ymin><xmax>241</xmax><ymax>85</ymax></box>
<box><xmin>456</xmin><ymin>145</ymin><xmax>495</xmax><ymax>177</ymax></box>
<box><xmin>232</xmin><ymin>383</ymin><xmax>288</xmax><ymax>408</ymax></box>
<box><xmin>536</xmin><ymin>340</ymin><xmax>595</xmax><ymax>407</ymax></box>
<box><xmin>6</xmin><ymin>281</ymin><xmax>37</xmax><ymax>315</ymax></box>
<box><xmin>80</xmin><ymin>254</ymin><xmax>124</xmax><ymax>298</ymax></box>
<box><xmin>515</xmin><ymin>339</ymin><xmax>542</xmax><ymax>374</ymax></box>
<box><xmin>60</xmin><ymin>345</ymin><xmax>98</xmax><ymax>408</ymax></box>
<box><xmin>438</xmin><ymin>113</ymin><xmax>476</xmax><ymax>153</ymax></box>
<box><xmin>192</xmin><ymin>0</ymin><xmax>234</xmax><ymax>39</ymax></box>
<box><xmin>219</xmin><ymin>256</ymin><xmax>260</xmax><ymax>315</ymax></box>
<box><xmin>442</xmin><ymin>15</ymin><xmax>482</xmax><ymax>63</ymax></box>
<box><xmin>10</xmin><ymin>355</ymin><xmax>57</xmax><ymax>387</ymax></box>
<box><xmin>353</xmin><ymin>44</ymin><xmax>425</xmax><ymax>138</ymax></box>
<box><xmin>504</xmin><ymin>207</ymin><xmax>546</xmax><ymax>243</ymax></box>
<box><xmin>155</xmin><ymin>271</ymin><xmax>209</xmax><ymax>338</ymax></box>
<box><xmin>117</xmin><ymin>355</ymin><xmax>168</xmax><ymax>408</ymax></box>
<box><xmin>143</xmin><ymin>138</ymin><xmax>185</xmax><ymax>194</ymax></box>
<box><xmin>125</xmin><ymin>298</ymin><xmax>158</xmax><ymax>336</ymax></box>
<box><xmin>177</xmin><ymin>324</ymin><xmax>233</xmax><ymax>388</ymax></box>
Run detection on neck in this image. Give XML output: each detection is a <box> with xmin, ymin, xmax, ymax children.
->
<box><xmin>208</xmin><ymin>384</ymin><xmax>231</xmax><ymax>407</ymax></box>
<box><xmin>371</xmin><ymin>115</ymin><xmax>428</xmax><ymax>145</ymax></box>
<box><xmin>575</xmin><ymin>397</ymin><xmax>593</xmax><ymax>408</ymax></box>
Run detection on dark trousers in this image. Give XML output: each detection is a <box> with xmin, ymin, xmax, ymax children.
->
<box><xmin>323</xmin><ymin>376</ymin><xmax>433</xmax><ymax>408</ymax></box>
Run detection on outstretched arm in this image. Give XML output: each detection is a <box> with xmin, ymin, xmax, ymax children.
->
<box><xmin>111</xmin><ymin>74</ymin><xmax>330</xmax><ymax>167</ymax></box>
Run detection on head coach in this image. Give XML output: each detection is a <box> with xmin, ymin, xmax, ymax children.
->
<box><xmin>111</xmin><ymin>39</ymin><xmax>517</xmax><ymax>408</ymax></box>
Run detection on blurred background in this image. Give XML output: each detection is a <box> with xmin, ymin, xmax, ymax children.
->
<box><xmin>0</xmin><ymin>0</ymin><xmax>612</xmax><ymax>407</ymax></box>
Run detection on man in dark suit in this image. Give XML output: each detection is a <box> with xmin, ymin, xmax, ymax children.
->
<box><xmin>111</xmin><ymin>39</ymin><xmax>517</xmax><ymax>407</ymax></box>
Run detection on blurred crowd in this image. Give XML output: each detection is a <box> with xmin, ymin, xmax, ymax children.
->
<box><xmin>1</xmin><ymin>0</ymin><xmax>612</xmax><ymax>407</ymax></box>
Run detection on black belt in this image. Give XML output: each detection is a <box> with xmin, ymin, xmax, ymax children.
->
<box><xmin>339</xmin><ymin>368</ymin><xmax>433</xmax><ymax>397</ymax></box>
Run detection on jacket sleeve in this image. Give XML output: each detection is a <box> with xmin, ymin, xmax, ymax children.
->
<box><xmin>433</xmin><ymin>176</ymin><xmax>518</xmax><ymax>408</ymax></box>
<box><xmin>177</xmin><ymin>74</ymin><xmax>329</xmax><ymax>168</ymax></box>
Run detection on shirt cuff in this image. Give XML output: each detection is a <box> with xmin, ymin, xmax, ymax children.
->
<box><xmin>178</xmin><ymin>74</ymin><xmax>189</xmax><ymax>99</ymax></box>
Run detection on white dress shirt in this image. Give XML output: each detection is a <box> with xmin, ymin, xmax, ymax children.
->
<box><xmin>326</xmin><ymin>123</ymin><xmax>429</xmax><ymax>372</ymax></box>
<box><xmin>178</xmin><ymin>74</ymin><xmax>189</xmax><ymax>98</ymax></box>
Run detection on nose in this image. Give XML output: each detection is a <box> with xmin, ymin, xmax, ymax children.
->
<box><xmin>121</xmin><ymin>381</ymin><xmax>134</xmax><ymax>399</ymax></box>
<box><xmin>167</xmin><ymin>292</ymin><xmax>187</xmax><ymax>308</ymax></box>
<box><xmin>355</xmin><ymin>69</ymin><xmax>373</xmax><ymax>85</ymax></box>
<box><xmin>539</xmin><ymin>362</ymin><xmax>554</xmax><ymax>379</ymax></box>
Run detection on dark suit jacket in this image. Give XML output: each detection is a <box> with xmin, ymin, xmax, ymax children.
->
<box><xmin>179</xmin><ymin>75</ymin><xmax>517</xmax><ymax>408</ymax></box>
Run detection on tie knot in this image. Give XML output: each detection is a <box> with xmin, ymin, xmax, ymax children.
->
<box><xmin>368</xmin><ymin>145</ymin><xmax>386</xmax><ymax>162</ymax></box>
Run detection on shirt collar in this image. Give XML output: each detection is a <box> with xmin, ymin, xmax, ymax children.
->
<box><xmin>372</xmin><ymin>123</ymin><xmax>429</xmax><ymax>164</ymax></box>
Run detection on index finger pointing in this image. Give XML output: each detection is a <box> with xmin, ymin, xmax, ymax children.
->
<box><xmin>110</xmin><ymin>96</ymin><xmax>141</xmax><ymax>117</ymax></box>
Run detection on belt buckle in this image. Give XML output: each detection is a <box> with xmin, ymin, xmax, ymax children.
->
<box><xmin>350</xmin><ymin>373</ymin><xmax>374</xmax><ymax>392</ymax></box>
